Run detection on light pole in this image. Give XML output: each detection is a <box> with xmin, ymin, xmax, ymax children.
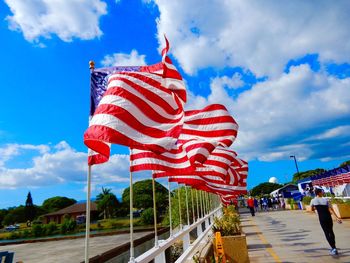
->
<box><xmin>290</xmin><ymin>155</ymin><xmax>300</xmax><ymax>179</ymax></box>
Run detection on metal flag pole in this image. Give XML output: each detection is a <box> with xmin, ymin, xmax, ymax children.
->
<box><xmin>84</xmin><ymin>60</ymin><xmax>95</xmax><ymax>263</ymax></box>
<box><xmin>152</xmin><ymin>177</ymin><xmax>159</xmax><ymax>247</ymax></box>
<box><xmin>185</xmin><ymin>186</ymin><xmax>190</xmax><ymax>226</ymax></box>
<box><xmin>129</xmin><ymin>169</ymin><xmax>135</xmax><ymax>263</ymax></box>
<box><xmin>196</xmin><ymin>189</ymin><xmax>200</xmax><ymax>220</ymax></box>
<box><xmin>84</xmin><ymin>166</ymin><xmax>92</xmax><ymax>263</ymax></box>
<box><xmin>190</xmin><ymin>188</ymin><xmax>195</xmax><ymax>223</ymax></box>
<box><xmin>168</xmin><ymin>180</ymin><xmax>173</xmax><ymax>237</ymax></box>
<box><xmin>177</xmin><ymin>184</ymin><xmax>183</xmax><ymax>229</ymax></box>
<box><xmin>199</xmin><ymin>190</ymin><xmax>203</xmax><ymax>218</ymax></box>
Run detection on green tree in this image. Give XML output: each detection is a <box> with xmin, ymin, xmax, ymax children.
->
<box><xmin>292</xmin><ymin>168</ymin><xmax>326</xmax><ymax>182</ymax></box>
<box><xmin>340</xmin><ymin>160</ymin><xmax>350</xmax><ymax>167</ymax></box>
<box><xmin>122</xmin><ymin>179</ymin><xmax>168</xmax><ymax>215</ymax></box>
<box><xmin>0</xmin><ymin>209</ymin><xmax>8</xmax><ymax>227</ymax></box>
<box><xmin>3</xmin><ymin>206</ymin><xmax>26</xmax><ymax>225</ymax></box>
<box><xmin>162</xmin><ymin>186</ymin><xmax>201</xmax><ymax>227</ymax></box>
<box><xmin>250</xmin><ymin>182</ymin><xmax>282</xmax><ymax>196</ymax></box>
<box><xmin>25</xmin><ymin>191</ymin><xmax>36</xmax><ymax>222</ymax></box>
<box><xmin>42</xmin><ymin>196</ymin><xmax>76</xmax><ymax>213</ymax></box>
<box><xmin>96</xmin><ymin>187</ymin><xmax>119</xmax><ymax>219</ymax></box>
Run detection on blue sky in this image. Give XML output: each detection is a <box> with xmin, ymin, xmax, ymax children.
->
<box><xmin>0</xmin><ymin>0</ymin><xmax>349</xmax><ymax>208</ymax></box>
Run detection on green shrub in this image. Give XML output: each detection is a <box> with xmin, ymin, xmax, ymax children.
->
<box><xmin>44</xmin><ymin>222</ymin><xmax>58</xmax><ymax>235</ymax></box>
<box><xmin>60</xmin><ymin>218</ymin><xmax>77</xmax><ymax>234</ymax></box>
<box><xmin>8</xmin><ymin>231</ymin><xmax>22</xmax><ymax>239</ymax></box>
<box><xmin>302</xmin><ymin>196</ymin><xmax>312</xmax><ymax>205</ymax></box>
<box><xmin>140</xmin><ymin>208</ymin><xmax>154</xmax><ymax>225</ymax></box>
<box><xmin>330</xmin><ymin>198</ymin><xmax>344</xmax><ymax>204</ymax></box>
<box><xmin>32</xmin><ymin>224</ymin><xmax>44</xmax><ymax>237</ymax></box>
<box><xmin>22</xmin><ymin>229</ymin><xmax>31</xmax><ymax>238</ymax></box>
<box><xmin>212</xmin><ymin>213</ymin><xmax>241</xmax><ymax>236</ymax></box>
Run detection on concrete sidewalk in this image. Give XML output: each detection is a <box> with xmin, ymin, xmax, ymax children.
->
<box><xmin>241</xmin><ymin>208</ymin><xmax>350</xmax><ymax>263</ymax></box>
<box><xmin>1</xmin><ymin>231</ymin><xmax>152</xmax><ymax>263</ymax></box>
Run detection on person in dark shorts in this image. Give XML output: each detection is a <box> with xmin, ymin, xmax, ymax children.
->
<box><xmin>310</xmin><ymin>188</ymin><xmax>342</xmax><ymax>256</ymax></box>
<box><xmin>247</xmin><ymin>196</ymin><xmax>255</xmax><ymax>216</ymax></box>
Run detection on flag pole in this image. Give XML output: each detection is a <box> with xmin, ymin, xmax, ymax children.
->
<box><xmin>196</xmin><ymin>189</ymin><xmax>200</xmax><ymax>220</ymax></box>
<box><xmin>129</xmin><ymin>169</ymin><xmax>135</xmax><ymax>262</ymax></box>
<box><xmin>190</xmin><ymin>188</ymin><xmax>195</xmax><ymax>223</ymax></box>
<box><xmin>84</xmin><ymin>165</ymin><xmax>92</xmax><ymax>263</ymax></box>
<box><xmin>152</xmin><ymin>177</ymin><xmax>159</xmax><ymax>247</ymax></box>
<box><xmin>84</xmin><ymin>60</ymin><xmax>95</xmax><ymax>263</ymax></box>
<box><xmin>199</xmin><ymin>190</ymin><xmax>203</xmax><ymax>218</ymax></box>
<box><xmin>177</xmin><ymin>184</ymin><xmax>183</xmax><ymax>229</ymax></box>
<box><xmin>168</xmin><ymin>179</ymin><xmax>173</xmax><ymax>237</ymax></box>
<box><xmin>185</xmin><ymin>186</ymin><xmax>190</xmax><ymax>226</ymax></box>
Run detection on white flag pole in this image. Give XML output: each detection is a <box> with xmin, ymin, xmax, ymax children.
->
<box><xmin>185</xmin><ymin>186</ymin><xmax>190</xmax><ymax>226</ymax></box>
<box><xmin>168</xmin><ymin>180</ymin><xmax>173</xmax><ymax>237</ymax></box>
<box><xmin>199</xmin><ymin>191</ymin><xmax>203</xmax><ymax>218</ymax></box>
<box><xmin>177</xmin><ymin>185</ymin><xmax>183</xmax><ymax>229</ymax></box>
<box><xmin>152</xmin><ymin>177</ymin><xmax>159</xmax><ymax>247</ymax></box>
<box><xmin>84</xmin><ymin>165</ymin><xmax>92</xmax><ymax>263</ymax></box>
<box><xmin>84</xmin><ymin>60</ymin><xmax>95</xmax><ymax>263</ymax></box>
<box><xmin>196</xmin><ymin>189</ymin><xmax>200</xmax><ymax>220</ymax></box>
<box><xmin>128</xmin><ymin>169</ymin><xmax>135</xmax><ymax>263</ymax></box>
<box><xmin>190</xmin><ymin>188</ymin><xmax>195</xmax><ymax>223</ymax></box>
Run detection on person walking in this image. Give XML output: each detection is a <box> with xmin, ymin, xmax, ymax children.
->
<box><xmin>247</xmin><ymin>196</ymin><xmax>255</xmax><ymax>216</ymax></box>
<box><xmin>310</xmin><ymin>188</ymin><xmax>342</xmax><ymax>256</ymax></box>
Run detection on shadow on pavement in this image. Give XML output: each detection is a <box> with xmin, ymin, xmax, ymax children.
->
<box><xmin>248</xmin><ymin>243</ymin><xmax>272</xmax><ymax>250</ymax></box>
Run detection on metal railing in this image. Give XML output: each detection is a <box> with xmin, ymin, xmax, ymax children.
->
<box><xmin>135</xmin><ymin>206</ymin><xmax>222</xmax><ymax>263</ymax></box>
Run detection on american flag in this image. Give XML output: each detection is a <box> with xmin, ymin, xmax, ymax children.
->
<box><xmin>85</xmin><ymin>39</ymin><xmax>186</xmax><ymax>165</ymax></box>
<box><xmin>130</xmin><ymin>104</ymin><xmax>238</xmax><ymax>173</ymax></box>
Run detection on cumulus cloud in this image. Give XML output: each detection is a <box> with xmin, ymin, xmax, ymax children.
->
<box><xmin>0</xmin><ymin>141</ymin><xmax>130</xmax><ymax>189</ymax></box>
<box><xmin>187</xmin><ymin>64</ymin><xmax>350</xmax><ymax>161</ymax></box>
<box><xmin>101</xmin><ymin>49</ymin><xmax>147</xmax><ymax>67</ymax></box>
<box><xmin>4</xmin><ymin>0</ymin><xmax>107</xmax><ymax>43</ymax></box>
<box><xmin>152</xmin><ymin>0</ymin><xmax>350</xmax><ymax>77</ymax></box>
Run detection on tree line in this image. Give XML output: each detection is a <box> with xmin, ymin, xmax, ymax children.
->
<box><xmin>0</xmin><ymin>179</ymin><xmax>169</xmax><ymax>228</ymax></box>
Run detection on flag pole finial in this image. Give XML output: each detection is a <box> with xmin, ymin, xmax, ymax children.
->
<box><xmin>89</xmin><ymin>60</ymin><xmax>95</xmax><ymax>70</ymax></box>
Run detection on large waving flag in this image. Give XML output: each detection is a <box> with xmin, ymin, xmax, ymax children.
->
<box><xmin>226</xmin><ymin>157</ymin><xmax>248</xmax><ymax>187</ymax></box>
<box><xmin>130</xmin><ymin>104</ymin><xmax>238</xmax><ymax>173</ymax></box>
<box><xmin>84</xmin><ymin>39</ymin><xmax>186</xmax><ymax>165</ymax></box>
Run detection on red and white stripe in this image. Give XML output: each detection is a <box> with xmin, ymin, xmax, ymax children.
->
<box><xmin>201</xmin><ymin>147</ymin><xmax>237</xmax><ymax>179</ymax></box>
<box><xmin>130</xmin><ymin>104</ymin><xmax>238</xmax><ymax>173</ymax></box>
<box><xmin>226</xmin><ymin>158</ymin><xmax>248</xmax><ymax>187</ymax></box>
<box><xmin>85</xmin><ymin>40</ymin><xmax>186</xmax><ymax>163</ymax></box>
<box><xmin>130</xmin><ymin>146</ymin><xmax>192</xmax><ymax>173</ymax></box>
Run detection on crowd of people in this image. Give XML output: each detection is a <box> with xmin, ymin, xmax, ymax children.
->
<box><xmin>245</xmin><ymin>195</ymin><xmax>286</xmax><ymax>216</ymax></box>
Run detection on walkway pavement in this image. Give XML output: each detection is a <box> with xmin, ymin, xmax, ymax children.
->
<box><xmin>1</xmin><ymin>231</ymin><xmax>151</xmax><ymax>263</ymax></box>
<box><xmin>241</xmin><ymin>208</ymin><xmax>350</xmax><ymax>263</ymax></box>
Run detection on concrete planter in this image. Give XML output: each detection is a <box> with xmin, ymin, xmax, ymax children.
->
<box><xmin>332</xmin><ymin>204</ymin><xmax>350</xmax><ymax>219</ymax></box>
<box><xmin>304</xmin><ymin>205</ymin><xmax>313</xmax><ymax>212</ymax></box>
<box><xmin>213</xmin><ymin>233</ymin><xmax>250</xmax><ymax>263</ymax></box>
<box><xmin>286</xmin><ymin>204</ymin><xmax>295</xmax><ymax>210</ymax></box>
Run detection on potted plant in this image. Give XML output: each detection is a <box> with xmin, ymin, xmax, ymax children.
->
<box><xmin>212</xmin><ymin>206</ymin><xmax>249</xmax><ymax>263</ymax></box>
<box><xmin>302</xmin><ymin>196</ymin><xmax>313</xmax><ymax>212</ymax></box>
<box><xmin>330</xmin><ymin>198</ymin><xmax>350</xmax><ymax>219</ymax></box>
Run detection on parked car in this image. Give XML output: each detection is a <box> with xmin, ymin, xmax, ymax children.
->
<box><xmin>5</xmin><ymin>224</ymin><xmax>19</xmax><ymax>231</ymax></box>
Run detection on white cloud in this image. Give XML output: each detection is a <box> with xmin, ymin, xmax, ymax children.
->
<box><xmin>4</xmin><ymin>0</ymin><xmax>107</xmax><ymax>43</ymax></box>
<box><xmin>101</xmin><ymin>50</ymin><xmax>147</xmax><ymax>67</ymax></box>
<box><xmin>211</xmin><ymin>73</ymin><xmax>244</xmax><ymax>90</ymax></box>
<box><xmin>306</xmin><ymin>125</ymin><xmax>350</xmax><ymax>141</ymax></box>
<box><xmin>187</xmin><ymin>64</ymin><xmax>350</xmax><ymax>161</ymax></box>
<box><xmin>0</xmin><ymin>141</ymin><xmax>130</xmax><ymax>189</ymax></box>
<box><xmin>0</xmin><ymin>144</ymin><xmax>49</xmax><ymax>166</ymax></box>
<box><xmin>152</xmin><ymin>0</ymin><xmax>350</xmax><ymax>77</ymax></box>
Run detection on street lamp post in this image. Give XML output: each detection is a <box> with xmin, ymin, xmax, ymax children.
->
<box><xmin>290</xmin><ymin>155</ymin><xmax>300</xmax><ymax>179</ymax></box>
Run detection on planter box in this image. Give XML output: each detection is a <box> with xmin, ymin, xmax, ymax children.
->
<box><xmin>213</xmin><ymin>233</ymin><xmax>249</xmax><ymax>263</ymax></box>
<box><xmin>304</xmin><ymin>205</ymin><xmax>313</xmax><ymax>212</ymax></box>
<box><xmin>285</xmin><ymin>204</ymin><xmax>295</xmax><ymax>210</ymax></box>
<box><xmin>332</xmin><ymin>204</ymin><xmax>350</xmax><ymax>219</ymax></box>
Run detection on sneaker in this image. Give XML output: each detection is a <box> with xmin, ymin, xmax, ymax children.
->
<box><xmin>330</xmin><ymin>248</ymin><xmax>338</xmax><ymax>255</ymax></box>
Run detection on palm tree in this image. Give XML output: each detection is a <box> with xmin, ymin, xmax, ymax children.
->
<box><xmin>96</xmin><ymin>187</ymin><xmax>119</xmax><ymax>219</ymax></box>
